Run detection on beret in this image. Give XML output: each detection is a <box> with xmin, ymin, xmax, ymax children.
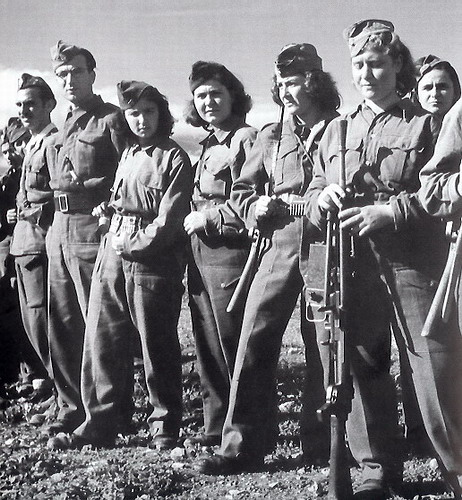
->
<box><xmin>417</xmin><ymin>55</ymin><xmax>451</xmax><ymax>80</ymax></box>
<box><xmin>18</xmin><ymin>73</ymin><xmax>55</xmax><ymax>102</ymax></box>
<box><xmin>2</xmin><ymin>117</ymin><xmax>31</xmax><ymax>146</ymax></box>
<box><xmin>117</xmin><ymin>80</ymin><xmax>162</xmax><ymax>110</ymax></box>
<box><xmin>50</xmin><ymin>40</ymin><xmax>96</xmax><ymax>71</ymax></box>
<box><xmin>189</xmin><ymin>61</ymin><xmax>242</xmax><ymax>93</ymax></box>
<box><xmin>275</xmin><ymin>43</ymin><xmax>323</xmax><ymax>76</ymax></box>
<box><xmin>344</xmin><ymin>19</ymin><xmax>396</xmax><ymax>56</ymax></box>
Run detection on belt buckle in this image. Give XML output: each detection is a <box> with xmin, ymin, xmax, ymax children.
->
<box><xmin>57</xmin><ymin>194</ymin><xmax>69</xmax><ymax>213</ymax></box>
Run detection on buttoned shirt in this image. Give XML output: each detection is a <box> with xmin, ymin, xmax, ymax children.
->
<box><xmin>10</xmin><ymin>123</ymin><xmax>57</xmax><ymax>256</ymax></box>
<box><xmin>307</xmin><ymin>98</ymin><xmax>444</xmax><ymax>272</ymax></box>
<box><xmin>232</xmin><ymin>113</ymin><xmax>337</xmax><ymax>229</ymax></box>
<box><xmin>49</xmin><ymin>95</ymin><xmax>127</xmax><ymax>204</ymax></box>
<box><xmin>109</xmin><ymin>137</ymin><xmax>192</xmax><ymax>260</ymax></box>
<box><xmin>193</xmin><ymin>118</ymin><xmax>257</xmax><ymax>235</ymax></box>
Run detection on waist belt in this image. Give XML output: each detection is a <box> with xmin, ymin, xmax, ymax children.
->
<box><xmin>109</xmin><ymin>213</ymin><xmax>151</xmax><ymax>234</ymax></box>
<box><xmin>191</xmin><ymin>198</ymin><xmax>225</xmax><ymax>211</ymax></box>
<box><xmin>273</xmin><ymin>193</ymin><xmax>306</xmax><ymax>218</ymax></box>
<box><xmin>54</xmin><ymin>193</ymin><xmax>95</xmax><ymax>213</ymax></box>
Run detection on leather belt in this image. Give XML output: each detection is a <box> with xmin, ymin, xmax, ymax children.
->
<box><xmin>53</xmin><ymin>193</ymin><xmax>95</xmax><ymax>213</ymax></box>
<box><xmin>109</xmin><ymin>213</ymin><xmax>151</xmax><ymax>234</ymax></box>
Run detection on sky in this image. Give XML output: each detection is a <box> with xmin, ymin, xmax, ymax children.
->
<box><xmin>1</xmin><ymin>0</ymin><xmax>461</xmax><ymax>154</ymax></box>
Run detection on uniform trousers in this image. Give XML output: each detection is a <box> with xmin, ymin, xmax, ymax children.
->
<box><xmin>15</xmin><ymin>254</ymin><xmax>51</xmax><ymax>379</ymax></box>
<box><xmin>188</xmin><ymin>233</ymin><xmax>249</xmax><ymax>438</ymax></box>
<box><xmin>221</xmin><ymin>217</ymin><xmax>401</xmax><ymax>483</ymax></box>
<box><xmin>74</xmin><ymin>232</ymin><xmax>184</xmax><ymax>443</ymax></box>
<box><xmin>390</xmin><ymin>266</ymin><xmax>462</xmax><ymax>475</ymax></box>
<box><xmin>221</xmin><ymin>216</ymin><xmax>316</xmax><ymax>459</ymax></box>
<box><xmin>47</xmin><ymin>211</ymin><xmax>100</xmax><ymax>427</ymax></box>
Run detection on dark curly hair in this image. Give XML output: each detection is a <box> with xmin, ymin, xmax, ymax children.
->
<box><xmin>185</xmin><ymin>61</ymin><xmax>252</xmax><ymax>128</ymax></box>
<box><xmin>361</xmin><ymin>32</ymin><xmax>416</xmax><ymax>96</ymax></box>
<box><xmin>128</xmin><ymin>87</ymin><xmax>174</xmax><ymax>138</ymax></box>
<box><xmin>271</xmin><ymin>69</ymin><xmax>341</xmax><ymax>112</ymax></box>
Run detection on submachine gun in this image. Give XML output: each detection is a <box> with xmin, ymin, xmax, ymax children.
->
<box><xmin>305</xmin><ymin>119</ymin><xmax>354</xmax><ymax>499</ymax></box>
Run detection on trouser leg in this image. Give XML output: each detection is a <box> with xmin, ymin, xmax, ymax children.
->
<box><xmin>76</xmin><ymin>238</ymin><xmax>134</xmax><ymax>442</ymax></box>
<box><xmin>129</xmin><ymin>265</ymin><xmax>184</xmax><ymax>438</ymax></box>
<box><xmin>221</xmin><ymin>220</ymin><xmax>302</xmax><ymax>459</ymax></box>
<box><xmin>394</xmin><ymin>267</ymin><xmax>462</xmax><ymax>474</ymax></box>
<box><xmin>47</xmin><ymin>213</ymin><xmax>99</xmax><ymax>427</ymax></box>
<box><xmin>15</xmin><ymin>255</ymin><xmax>51</xmax><ymax>378</ymax></box>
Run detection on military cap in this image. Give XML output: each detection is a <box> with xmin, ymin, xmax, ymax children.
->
<box><xmin>117</xmin><ymin>80</ymin><xmax>163</xmax><ymax>110</ymax></box>
<box><xmin>2</xmin><ymin>117</ymin><xmax>30</xmax><ymax>146</ymax></box>
<box><xmin>50</xmin><ymin>40</ymin><xmax>96</xmax><ymax>71</ymax></box>
<box><xmin>189</xmin><ymin>61</ymin><xmax>243</xmax><ymax>93</ymax></box>
<box><xmin>18</xmin><ymin>73</ymin><xmax>55</xmax><ymax>103</ymax></box>
<box><xmin>344</xmin><ymin>19</ymin><xmax>396</xmax><ymax>57</ymax></box>
<box><xmin>275</xmin><ymin>43</ymin><xmax>323</xmax><ymax>76</ymax></box>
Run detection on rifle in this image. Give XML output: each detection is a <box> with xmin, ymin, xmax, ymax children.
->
<box><xmin>421</xmin><ymin>220</ymin><xmax>462</xmax><ymax>337</ymax></box>
<box><xmin>308</xmin><ymin>119</ymin><xmax>354</xmax><ymax>499</ymax></box>
<box><xmin>226</xmin><ymin>227</ymin><xmax>270</xmax><ymax>313</ymax></box>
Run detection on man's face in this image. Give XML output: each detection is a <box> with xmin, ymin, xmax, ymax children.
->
<box><xmin>55</xmin><ymin>54</ymin><xmax>95</xmax><ymax>106</ymax></box>
<box><xmin>16</xmin><ymin>88</ymin><xmax>52</xmax><ymax>134</ymax></box>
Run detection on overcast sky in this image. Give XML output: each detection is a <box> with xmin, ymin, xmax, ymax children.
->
<box><xmin>1</xmin><ymin>0</ymin><xmax>461</xmax><ymax>150</ymax></box>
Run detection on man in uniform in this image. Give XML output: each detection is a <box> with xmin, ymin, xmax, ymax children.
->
<box><xmin>45</xmin><ymin>40</ymin><xmax>127</xmax><ymax>435</ymax></box>
<box><xmin>0</xmin><ymin>119</ymin><xmax>31</xmax><ymax>391</ymax></box>
<box><xmin>6</xmin><ymin>74</ymin><xmax>58</xmax><ymax>406</ymax></box>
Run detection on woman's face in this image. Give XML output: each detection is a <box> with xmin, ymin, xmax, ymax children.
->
<box><xmin>351</xmin><ymin>49</ymin><xmax>401</xmax><ymax>107</ymax></box>
<box><xmin>418</xmin><ymin>68</ymin><xmax>456</xmax><ymax>117</ymax></box>
<box><xmin>124</xmin><ymin>97</ymin><xmax>159</xmax><ymax>146</ymax></box>
<box><xmin>276</xmin><ymin>74</ymin><xmax>315</xmax><ymax>121</ymax></box>
<box><xmin>193</xmin><ymin>79</ymin><xmax>233</xmax><ymax>127</ymax></box>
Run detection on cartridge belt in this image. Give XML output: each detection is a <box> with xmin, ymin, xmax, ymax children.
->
<box><xmin>109</xmin><ymin>213</ymin><xmax>151</xmax><ymax>234</ymax></box>
<box><xmin>273</xmin><ymin>193</ymin><xmax>306</xmax><ymax>218</ymax></box>
<box><xmin>53</xmin><ymin>193</ymin><xmax>95</xmax><ymax>214</ymax></box>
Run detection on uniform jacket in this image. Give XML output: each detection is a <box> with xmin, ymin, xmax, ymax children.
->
<box><xmin>110</xmin><ymin>137</ymin><xmax>192</xmax><ymax>261</ymax></box>
<box><xmin>10</xmin><ymin>123</ymin><xmax>57</xmax><ymax>256</ymax></box>
<box><xmin>306</xmin><ymin>98</ymin><xmax>445</xmax><ymax>274</ymax></box>
<box><xmin>193</xmin><ymin>118</ymin><xmax>257</xmax><ymax>237</ymax></box>
<box><xmin>49</xmin><ymin>95</ymin><xmax>127</xmax><ymax>204</ymax></box>
<box><xmin>419</xmin><ymin>98</ymin><xmax>462</xmax><ymax>218</ymax></box>
<box><xmin>231</xmin><ymin>113</ymin><xmax>337</xmax><ymax>230</ymax></box>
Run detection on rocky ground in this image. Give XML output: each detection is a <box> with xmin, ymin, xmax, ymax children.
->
<box><xmin>0</xmin><ymin>300</ymin><xmax>456</xmax><ymax>499</ymax></box>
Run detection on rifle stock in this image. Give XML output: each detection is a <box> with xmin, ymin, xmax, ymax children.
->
<box><xmin>226</xmin><ymin>228</ymin><xmax>269</xmax><ymax>313</ymax></box>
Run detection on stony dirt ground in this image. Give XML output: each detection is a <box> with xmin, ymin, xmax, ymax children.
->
<box><xmin>0</xmin><ymin>299</ymin><xmax>456</xmax><ymax>499</ymax></box>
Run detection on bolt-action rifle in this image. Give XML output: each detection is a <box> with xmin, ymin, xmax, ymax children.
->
<box><xmin>307</xmin><ymin>119</ymin><xmax>354</xmax><ymax>499</ymax></box>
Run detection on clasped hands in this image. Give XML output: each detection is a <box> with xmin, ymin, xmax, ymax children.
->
<box><xmin>318</xmin><ymin>184</ymin><xmax>394</xmax><ymax>237</ymax></box>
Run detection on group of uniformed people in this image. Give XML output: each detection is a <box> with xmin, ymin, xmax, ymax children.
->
<box><xmin>1</xmin><ymin>17</ymin><xmax>462</xmax><ymax>499</ymax></box>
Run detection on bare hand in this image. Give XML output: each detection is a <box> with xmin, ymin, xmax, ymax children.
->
<box><xmin>339</xmin><ymin>205</ymin><xmax>394</xmax><ymax>237</ymax></box>
<box><xmin>111</xmin><ymin>233</ymin><xmax>125</xmax><ymax>255</ymax></box>
<box><xmin>183</xmin><ymin>212</ymin><xmax>207</xmax><ymax>235</ymax></box>
<box><xmin>6</xmin><ymin>209</ymin><xmax>17</xmax><ymax>225</ymax></box>
<box><xmin>318</xmin><ymin>184</ymin><xmax>345</xmax><ymax>213</ymax></box>
<box><xmin>254</xmin><ymin>195</ymin><xmax>276</xmax><ymax>220</ymax></box>
<box><xmin>92</xmin><ymin>201</ymin><xmax>108</xmax><ymax>218</ymax></box>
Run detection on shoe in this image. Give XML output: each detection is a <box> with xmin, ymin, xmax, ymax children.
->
<box><xmin>197</xmin><ymin>454</ymin><xmax>263</xmax><ymax>475</ymax></box>
<box><xmin>149</xmin><ymin>435</ymin><xmax>178</xmax><ymax>450</ymax></box>
<box><xmin>183</xmin><ymin>434</ymin><xmax>221</xmax><ymax>448</ymax></box>
<box><xmin>354</xmin><ymin>479</ymin><xmax>389</xmax><ymax>499</ymax></box>
<box><xmin>43</xmin><ymin>420</ymin><xmax>77</xmax><ymax>436</ymax></box>
<box><xmin>47</xmin><ymin>432</ymin><xmax>114</xmax><ymax>450</ymax></box>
